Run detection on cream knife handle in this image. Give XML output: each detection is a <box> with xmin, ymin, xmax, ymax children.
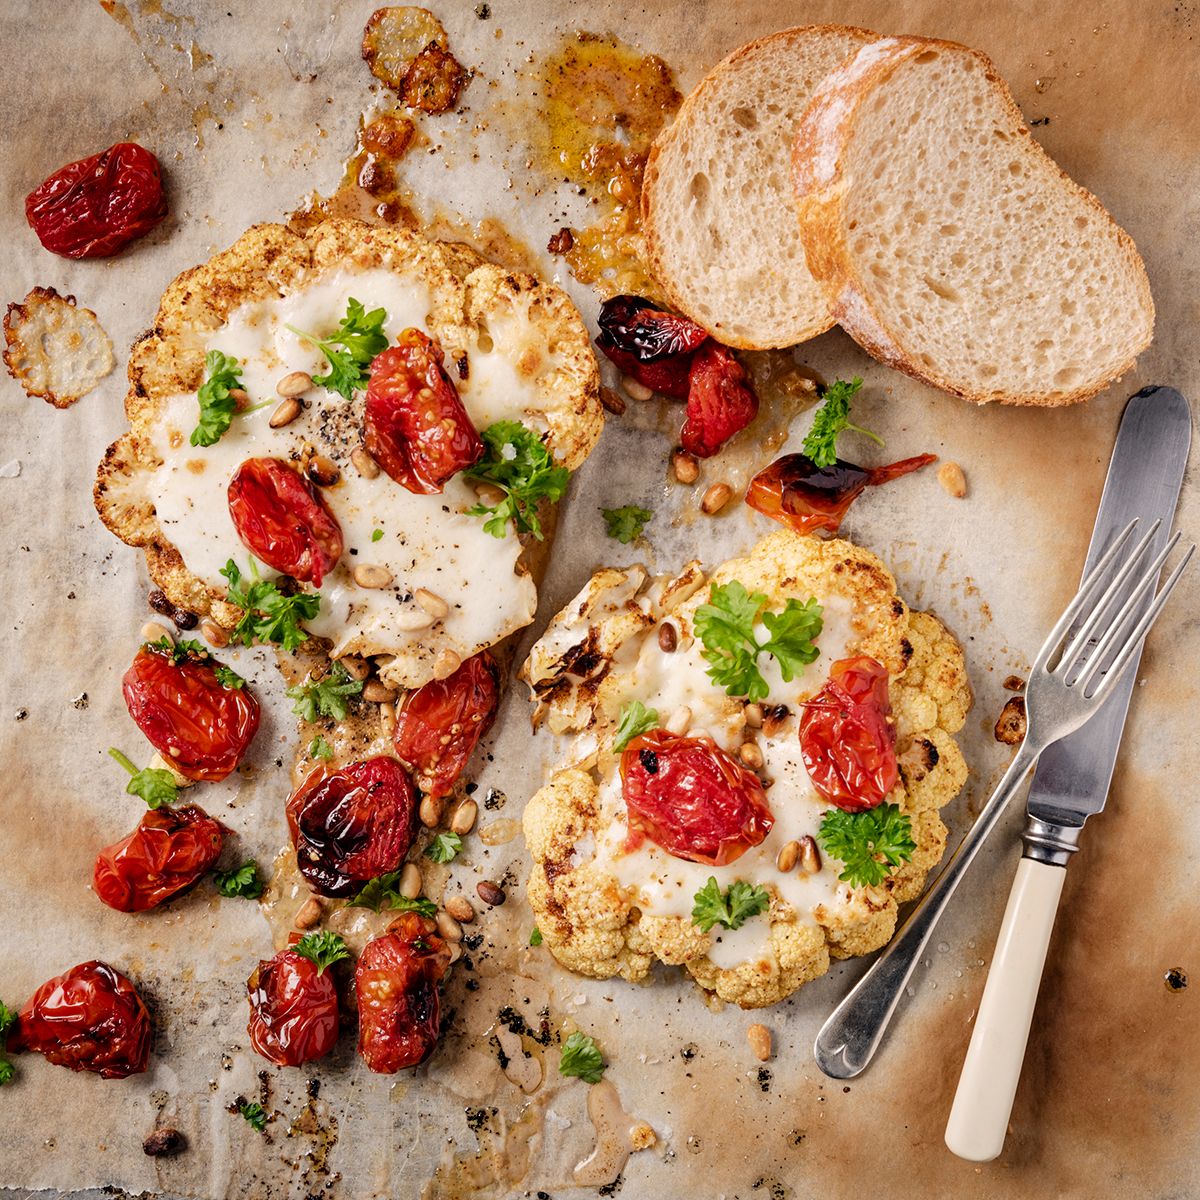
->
<box><xmin>944</xmin><ymin>856</ymin><xmax>1066</xmax><ymax>1162</ymax></box>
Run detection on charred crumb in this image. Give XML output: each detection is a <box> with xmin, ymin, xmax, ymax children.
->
<box><xmin>756</xmin><ymin>1067</ymin><xmax>772</xmax><ymax>1093</ymax></box>
<box><xmin>143</xmin><ymin>1127</ymin><xmax>186</xmax><ymax>1156</ymax></box>
<box><xmin>465</xmin><ymin>977</ymin><xmax>480</xmax><ymax>992</ymax></box>
<box><xmin>483</xmin><ymin>786</ymin><xmax>506</xmax><ymax>810</ymax></box>
<box><xmin>1002</xmin><ymin>674</ymin><xmax>1026</xmax><ymax>691</ymax></box>
<box><xmin>995</xmin><ymin>695</ymin><xmax>1027</xmax><ymax>745</ymax></box>
<box><xmin>71</xmin><ymin>692</ymin><xmax>89</xmax><ymax>709</ymax></box>
<box><xmin>788</xmin><ymin>1128</ymin><xmax>805</xmax><ymax>1146</ymax></box>
<box><xmin>14</xmin><ymin>708</ymin><xmax>27</xmax><ymax>720</ymax></box>
<box><xmin>1030</xmin><ymin>116</ymin><xmax>1050</xmax><ymax>125</ymax></box>
<box><xmin>465</xmin><ymin>1105</ymin><xmax>497</xmax><ymax>1133</ymax></box>
<box><xmin>462</xmin><ymin>933</ymin><xmax>485</xmax><ymax>952</ymax></box>
<box><xmin>547</xmin><ymin>227</ymin><xmax>574</xmax><ymax>254</ymax></box>
<box><xmin>679</xmin><ymin>1042</ymin><xmax>698</xmax><ymax>1062</ymax></box>
<box><xmin>751</xmin><ymin>1178</ymin><xmax>786</xmax><ymax>1200</ymax></box>
<box><xmin>1165</xmin><ymin>967</ymin><xmax>1189</xmax><ymax>992</ymax></box>
<box><xmin>475</xmin><ymin>2</ymin><xmax>490</xmax><ymax>16</ymax></box>
<box><xmin>464</xmin><ymin>781</ymin><xmax>478</xmax><ymax>794</ymax></box>
<box><xmin>598</xmin><ymin>1177</ymin><xmax>623</xmax><ymax>1196</ymax></box>
<box><xmin>307</xmin><ymin>1077</ymin><xmax>321</xmax><ymax>1100</ymax></box>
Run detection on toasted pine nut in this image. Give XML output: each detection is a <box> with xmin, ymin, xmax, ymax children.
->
<box><xmin>744</xmin><ymin>702</ymin><xmax>764</xmax><ymax>728</ymax></box>
<box><xmin>419</xmin><ymin>794</ymin><xmax>444</xmax><ymax>828</ymax></box>
<box><xmin>476</xmin><ymin>880</ymin><xmax>506</xmax><ymax>906</ymax></box>
<box><xmin>200</xmin><ymin>619</ymin><xmax>229</xmax><ymax>648</ymax></box>
<box><xmin>600</xmin><ymin>386</ymin><xmax>626</xmax><ymax>416</ymax></box>
<box><xmin>436</xmin><ymin>911</ymin><xmax>464</xmax><ymax>942</ymax></box>
<box><xmin>435</xmin><ymin>649</ymin><xmax>462</xmax><ymax>676</ymax></box>
<box><xmin>415</xmin><ymin>588</ymin><xmax>449</xmax><ymax>619</ymax></box>
<box><xmin>761</xmin><ymin>704</ymin><xmax>790</xmax><ymax>738</ymax></box>
<box><xmin>149</xmin><ymin>751</ymin><xmax>192</xmax><ymax>787</ymax></box>
<box><xmin>445</xmin><ymin>895</ymin><xmax>475</xmax><ymax>923</ymax></box>
<box><xmin>399</xmin><ymin>862</ymin><xmax>422</xmax><ymax>900</ymax></box>
<box><xmin>776</xmin><ymin>840</ymin><xmax>800</xmax><ymax>873</ymax></box>
<box><xmin>739</xmin><ymin>741</ymin><xmax>764</xmax><ymax>769</ymax></box>
<box><xmin>621</xmin><ymin>374</ymin><xmax>654</xmax><ymax>402</ymax></box>
<box><xmin>379</xmin><ymin>700</ymin><xmax>397</xmax><ymax>736</ymax></box>
<box><xmin>450</xmin><ymin>799</ymin><xmax>478</xmax><ymax>836</ymax></box>
<box><xmin>671</xmin><ymin>448</ymin><xmax>699</xmax><ymax>485</ymax></box>
<box><xmin>665</xmin><ymin>705</ymin><xmax>692</xmax><ymax>735</ymax></box>
<box><xmin>306</xmin><ymin>454</ymin><xmax>340</xmax><ymax>487</ymax></box>
<box><xmin>277</xmin><ymin>370</ymin><xmax>313</xmax><ymax>398</ymax></box>
<box><xmin>448</xmin><ymin>942</ymin><xmax>463</xmax><ymax>964</ymax></box>
<box><xmin>269</xmin><ymin>396</ymin><xmax>301</xmax><ymax>428</ymax></box>
<box><xmin>747</xmin><ymin>1023</ymin><xmax>772</xmax><ymax>1063</ymax></box>
<box><xmin>338</xmin><ymin>654</ymin><xmax>370</xmax><ymax>681</ymax></box>
<box><xmin>938</xmin><ymin>461</ymin><xmax>967</xmax><ymax>499</ymax></box>
<box><xmin>474</xmin><ymin>481</ymin><xmax>506</xmax><ymax>508</ymax></box>
<box><xmin>394</xmin><ymin>609</ymin><xmax>436</xmax><ymax>632</ymax></box>
<box><xmin>228</xmin><ymin>387</ymin><xmax>250</xmax><ymax>412</ymax></box>
<box><xmin>294</xmin><ymin>896</ymin><xmax>322</xmax><ymax>930</ymax></box>
<box><xmin>798</xmin><ymin>835</ymin><xmax>822</xmax><ymax>875</ymax></box>
<box><xmin>657</xmin><ymin>622</ymin><xmax>677</xmax><ymax>653</ymax></box>
<box><xmin>701</xmin><ymin>482</ymin><xmax>733</xmax><ymax>515</ymax></box>
<box><xmin>140</xmin><ymin>621</ymin><xmax>173</xmax><ymax>645</ymax></box>
<box><xmin>353</xmin><ymin>564</ymin><xmax>394</xmax><ymax>589</ymax></box>
<box><xmin>351</xmin><ymin>446</ymin><xmax>380</xmax><ymax>479</ymax></box>
<box><xmin>363</xmin><ymin>679</ymin><xmax>397</xmax><ymax>704</ymax></box>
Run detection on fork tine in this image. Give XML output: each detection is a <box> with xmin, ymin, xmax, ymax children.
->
<box><xmin>1075</xmin><ymin>531</ymin><xmax>1182</xmax><ymax>690</ymax></box>
<box><xmin>1030</xmin><ymin>519</ymin><xmax>1139</xmax><ymax>674</ymax></box>
<box><xmin>1057</xmin><ymin>519</ymin><xmax>1162</xmax><ymax>679</ymax></box>
<box><xmin>1083</xmin><ymin>543</ymin><xmax>1194</xmax><ymax>704</ymax></box>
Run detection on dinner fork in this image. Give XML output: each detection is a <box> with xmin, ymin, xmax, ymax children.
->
<box><xmin>812</xmin><ymin>517</ymin><xmax>1195</xmax><ymax>1081</ymax></box>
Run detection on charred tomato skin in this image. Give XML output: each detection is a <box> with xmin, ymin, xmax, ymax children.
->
<box><xmin>10</xmin><ymin>961</ymin><xmax>151</xmax><ymax>1078</ymax></box>
<box><xmin>93</xmin><ymin>805</ymin><xmax>225</xmax><ymax>913</ymax></box>
<box><xmin>246</xmin><ymin>949</ymin><xmax>340</xmax><ymax>1067</ymax></box>
<box><xmin>799</xmin><ymin>655</ymin><xmax>899</xmax><ymax>812</ymax></box>
<box><xmin>356</xmin><ymin>914</ymin><xmax>451</xmax><ymax>1073</ymax></box>
<box><xmin>392</xmin><ymin>651</ymin><xmax>500</xmax><ymax>799</ymax></box>
<box><xmin>595</xmin><ymin>294</ymin><xmax>707</xmax><ymax>399</ymax></box>
<box><xmin>679</xmin><ymin>342</ymin><xmax>759</xmax><ymax>458</ymax></box>
<box><xmin>227</xmin><ymin>456</ymin><xmax>344</xmax><ymax>587</ymax></box>
<box><xmin>364</xmin><ymin>329</ymin><xmax>483</xmax><ymax>493</ymax></box>
<box><xmin>25</xmin><ymin>142</ymin><xmax>167</xmax><ymax>259</ymax></box>
<box><xmin>619</xmin><ymin>729</ymin><xmax>774</xmax><ymax>866</ymax></box>
<box><xmin>122</xmin><ymin>644</ymin><xmax>261</xmax><ymax>782</ymax></box>
<box><xmin>286</xmin><ymin>756</ymin><xmax>417</xmax><ymax>898</ymax></box>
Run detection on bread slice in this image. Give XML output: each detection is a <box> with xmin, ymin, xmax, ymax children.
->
<box><xmin>793</xmin><ymin>36</ymin><xmax>1154</xmax><ymax>405</ymax></box>
<box><xmin>641</xmin><ymin>25</ymin><xmax>879</xmax><ymax>349</ymax></box>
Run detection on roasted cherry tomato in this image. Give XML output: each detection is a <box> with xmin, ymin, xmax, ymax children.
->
<box><xmin>228</xmin><ymin>457</ymin><xmax>344</xmax><ymax>587</ymax></box>
<box><xmin>247</xmin><ymin>948</ymin><xmax>340</xmax><ymax>1067</ymax></box>
<box><xmin>10</xmin><ymin>961</ymin><xmax>151</xmax><ymax>1078</ymax></box>
<box><xmin>93</xmin><ymin>805</ymin><xmax>224</xmax><ymax>913</ymax></box>
<box><xmin>392</xmin><ymin>651</ymin><xmax>500</xmax><ymax>799</ymax></box>
<box><xmin>356</xmin><ymin>914</ymin><xmax>451</xmax><ymax>1073</ymax></box>
<box><xmin>746</xmin><ymin>452</ymin><xmax>938</xmax><ymax>536</ymax></box>
<box><xmin>287</xmin><ymin>756</ymin><xmax>416</xmax><ymax>897</ymax></box>
<box><xmin>364</xmin><ymin>329</ymin><xmax>483</xmax><ymax>494</ymax></box>
<box><xmin>679</xmin><ymin>342</ymin><xmax>759</xmax><ymax>458</ymax></box>
<box><xmin>122</xmin><ymin>643</ymin><xmax>260</xmax><ymax>782</ymax></box>
<box><xmin>25</xmin><ymin>143</ymin><xmax>167</xmax><ymax>259</ymax></box>
<box><xmin>799</xmin><ymin>656</ymin><xmax>898</xmax><ymax>812</ymax></box>
<box><xmin>620</xmin><ymin>729</ymin><xmax>774</xmax><ymax>865</ymax></box>
<box><xmin>595</xmin><ymin>294</ymin><xmax>708</xmax><ymax>399</ymax></box>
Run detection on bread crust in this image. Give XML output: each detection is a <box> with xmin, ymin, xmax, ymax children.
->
<box><xmin>641</xmin><ymin>24</ymin><xmax>878</xmax><ymax>350</ymax></box>
<box><xmin>792</xmin><ymin>35</ymin><xmax>1154</xmax><ymax>406</ymax></box>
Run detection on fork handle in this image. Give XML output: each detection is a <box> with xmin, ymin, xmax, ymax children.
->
<box><xmin>944</xmin><ymin>856</ymin><xmax>1066</xmax><ymax>1161</ymax></box>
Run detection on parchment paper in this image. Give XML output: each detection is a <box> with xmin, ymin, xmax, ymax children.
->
<box><xmin>1</xmin><ymin>2</ymin><xmax>1197</xmax><ymax>1198</ymax></box>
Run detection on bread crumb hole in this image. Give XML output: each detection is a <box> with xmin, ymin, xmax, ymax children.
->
<box><xmin>731</xmin><ymin>106</ymin><xmax>757</xmax><ymax>130</ymax></box>
<box><xmin>689</xmin><ymin>172</ymin><xmax>711</xmax><ymax>207</ymax></box>
<box><xmin>914</xmin><ymin>50</ymin><xmax>940</xmax><ymax>63</ymax></box>
<box><xmin>1054</xmin><ymin>366</ymin><xmax>1081</xmax><ymax>387</ymax></box>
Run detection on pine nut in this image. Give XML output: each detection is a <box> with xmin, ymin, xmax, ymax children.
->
<box><xmin>140</xmin><ymin>621</ymin><xmax>172</xmax><ymax>645</ymax></box>
<box><xmin>399</xmin><ymin>862</ymin><xmax>422</xmax><ymax>899</ymax></box>
<box><xmin>351</xmin><ymin>446</ymin><xmax>380</xmax><ymax>479</ymax></box>
<box><xmin>415</xmin><ymin>588</ymin><xmax>449</xmax><ymax>619</ymax></box>
<box><xmin>665</xmin><ymin>705</ymin><xmax>692</xmax><ymax>735</ymax></box>
<box><xmin>671</xmin><ymin>448</ymin><xmax>699</xmax><ymax>485</ymax></box>
<box><xmin>448</xmin><ymin>942</ymin><xmax>463</xmax><ymax>964</ymax></box>
<box><xmin>379</xmin><ymin>700</ymin><xmax>397</xmax><ymax>737</ymax></box>
<box><xmin>362</xmin><ymin>679</ymin><xmax>397</xmax><ymax>704</ymax></box>
<box><xmin>739</xmin><ymin>741</ymin><xmax>764</xmax><ymax>769</ymax></box>
<box><xmin>657</xmin><ymin>622</ymin><xmax>677</xmax><ymax>653</ymax></box>
<box><xmin>277</xmin><ymin>370</ymin><xmax>313</xmax><ymax>398</ymax></box>
<box><xmin>776</xmin><ymin>840</ymin><xmax>800</xmax><ymax>873</ymax></box>
<box><xmin>474</xmin><ymin>481</ymin><xmax>506</xmax><ymax>507</ymax></box>
<box><xmin>701</xmin><ymin>482</ymin><xmax>733</xmax><ymax>515</ymax></box>
<box><xmin>229</xmin><ymin>387</ymin><xmax>250</xmax><ymax>411</ymax></box>
<box><xmin>269</xmin><ymin>396</ymin><xmax>301</xmax><ymax>428</ymax></box>
<box><xmin>436</xmin><ymin>911</ymin><xmax>464</xmax><ymax>942</ymax></box>
<box><xmin>419</xmin><ymin>794</ymin><xmax>444</xmax><ymax>828</ymax></box>
<box><xmin>621</xmin><ymin>374</ymin><xmax>654</xmax><ymax>402</ymax></box>
<box><xmin>353</xmin><ymin>564</ymin><xmax>393</xmax><ymax>589</ymax></box>
<box><xmin>938</xmin><ymin>461</ymin><xmax>967</xmax><ymax>499</ymax></box>
<box><xmin>445</xmin><ymin>895</ymin><xmax>475</xmax><ymax>923</ymax></box>
<box><xmin>435</xmin><ymin>649</ymin><xmax>462</xmax><ymax>676</ymax></box>
<box><xmin>747</xmin><ymin>1023</ymin><xmax>772</xmax><ymax>1063</ymax></box>
<box><xmin>394</xmin><ymin>609</ymin><xmax>436</xmax><ymax>632</ymax></box>
<box><xmin>476</xmin><ymin>880</ymin><xmax>506</xmax><ymax>906</ymax></box>
<box><xmin>600</xmin><ymin>386</ymin><xmax>626</xmax><ymax>416</ymax></box>
<box><xmin>294</xmin><ymin>896</ymin><xmax>322</xmax><ymax>930</ymax></box>
<box><xmin>744</xmin><ymin>703</ymin><xmax>764</xmax><ymax>728</ymax></box>
<box><xmin>200</xmin><ymin>619</ymin><xmax>229</xmax><ymax>648</ymax></box>
<box><xmin>450</xmin><ymin>799</ymin><xmax>478</xmax><ymax>836</ymax></box>
<box><xmin>306</xmin><ymin>454</ymin><xmax>340</xmax><ymax>487</ymax></box>
<box><xmin>338</xmin><ymin>654</ymin><xmax>370</xmax><ymax>681</ymax></box>
<box><xmin>761</xmin><ymin>704</ymin><xmax>790</xmax><ymax>738</ymax></box>
<box><xmin>798</xmin><ymin>835</ymin><xmax>822</xmax><ymax>875</ymax></box>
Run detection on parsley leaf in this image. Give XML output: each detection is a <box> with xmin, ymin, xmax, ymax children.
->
<box><xmin>465</xmin><ymin>421</ymin><xmax>570</xmax><ymax>540</ymax></box>
<box><xmin>214</xmin><ymin>860</ymin><xmax>263</xmax><ymax>899</ymax></box>
<box><xmin>287</xmin><ymin>661</ymin><xmax>363</xmax><ymax>723</ymax></box>
<box><xmin>344</xmin><ymin>871</ymin><xmax>437</xmax><ymax>917</ymax></box>
<box><xmin>558</xmin><ymin>1031</ymin><xmax>605</xmax><ymax>1084</ymax></box>
<box><xmin>691</xmin><ymin>877</ymin><xmax>771</xmax><ymax>932</ymax></box>
<box><xmin>693</xmin><ymin>581</ymin><xmax>823</xmax><ymax>701</ymax></box>
<box><xmin>818</xmin><ymin>804</ymin><xmax>916</xmax><ymax>889</ymax></box>
<box><xmin>612</xmin><ymin>700</ymin><xmax>659</xmax><ymax>752</ymax></box>
<box><xmin>190</xmin><ymin>350</ymin><xmax>244</xmax><ymax>448</ymax></box>
<box><xmin>238</xmin><ymin>1100</ymin><xmax>267</xmax><ymax>1133</ymax></box>
<box><xmin>293</xmin><ymin>930</ymin><xmax>352</xmax><ymax>974</ymax></box>
<box><xmin>424</xmin><ymin>831</ymin><xmax>463</xmax><ymax>864</ymax></box>
<box><xmin>144</xmin><ymin>636</ymin><xmax>209</xmax><ymax>665</ymax></box>
<box><xmin>220</xmin><ymin>559</ymin><xmax>320</xmax><ymax>652</ymax></box>
<box><xmin>601</xmin><ymin>505</ymin><xmax>652</xmax><ymax>545</ymax></box>
<box><xmin>213</xmin><ymin>664</ymin><xmax>245</xmax><ymax>689</ymax></box>
<box><xmin>285</xmin><ymin>298</ymin><xmax>388</xmax><ymax>401</ymax></box>
<box><xmin>371</xmin><ymin>528</ymin><xmax>384</xmax><ymax>542</ymax></box>
<box><xmin>0</xmin><ymin>1001</ymin><xmax>17</xmax><ymax>1086</ymax></box>
<box><xmin>529</xmin><ymin>927</ymin><xmax>543</xmax><ymax>946</ymax></box>
<box><xmin>309</xmin><ymin>734</ymin><xmax>333</xmax><ymax>761</ymax></box>
<box><xmin>801</xmin><ymin>377</ymin><xmax>883</xmax><ymax>469</ymax></box>
<box><xmin>108</xmin><ymin>747</ymin><xmax>178</xmax><ymax>809</ymax></box>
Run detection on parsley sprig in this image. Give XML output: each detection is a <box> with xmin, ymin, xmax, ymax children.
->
<box><xmin>345</xmin><ymin>871</ymin><xmax>437</xmax><ymax>917</ymax></box>
<box><xmin>144</xmin><ymin>636</ymin><xmax>208</xmax><ymax>664</ymax></box>
<box><xmin>466</xmin><ymin>421</ymin><xmax>570</xmax><ymax>540</ymax></box>
<box><xmin>601</xmin><ymin>505</ymin><xmax>652</xmax><ymax>545</ymax></box>
<box><xmin>293</xmin><ymin>930</ymin><xmax>352</xmax><ymax>973</ymax></box>
<box><xmin>424</xmin><ymin>832</ymin><xmax>463</xmax><ymax>864</ymax></box>
<box><xmin>238</xmin><ymin>1100</ymin><xmax>267</xmax><ymax>1133</ymax></box>
<box><xmin>691</xmin><ymin>877</ymin><xmax>770</xmax><ymax>932</ymax></box>
<box><xmin>190</xmin><ymin>351</ymin><xmax>271</xmax><ymax>447</ymax></box>
<box><xmin>287</xmin><ymin>661</ymin><xmax>363</xmax><ymax>723</ymax></box>
<box><xmin>108</xmin><ymin>747</ymin><xmax>178</xmax><ymax>809</ymax></box>
<box><xmin>612</xmin><ymin>700</ymin><xmax>659</xmax><ymax>752</ymax></box>
<box><xmin>818</xmin><ymin>804</ymin><xmax>915</xmax><ymax>889</ymax></box>
<box><xmin>558</xmin><ymin>1031</ymin><xmax>605</xmax><ymax>1084</ymax></box>
<box><xmin>309</xmin><ymin>734</ymin><xmax>334</xmax><ymax>761</ymax></box>
<box><xmin>693</xmin><ymin>580</ymin><xmax>823</xmax><ymax>701</ymax></box>
<box><xmin>214</xmin><ymin>860</ymin><xmax>263</xmax><ymax>899</ymax></box>
<box><xmin>802</xmin><ymin>377</ymin><xmax>883</xmax><ymax>469</ymax></box>
<box><xmin>0</xmin><ymin>1001</ymin><xmax>17</xmax><ymax>1086</ymax></box>
<box><xmin>220</xmin><ymin>559</ymin><xmax>319</xmax><ymax>652</ymax></box>
<box><xmin>285</xmin><ymin>298</ymin><xmax>388</xmax><ymax>401</ymax></box>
